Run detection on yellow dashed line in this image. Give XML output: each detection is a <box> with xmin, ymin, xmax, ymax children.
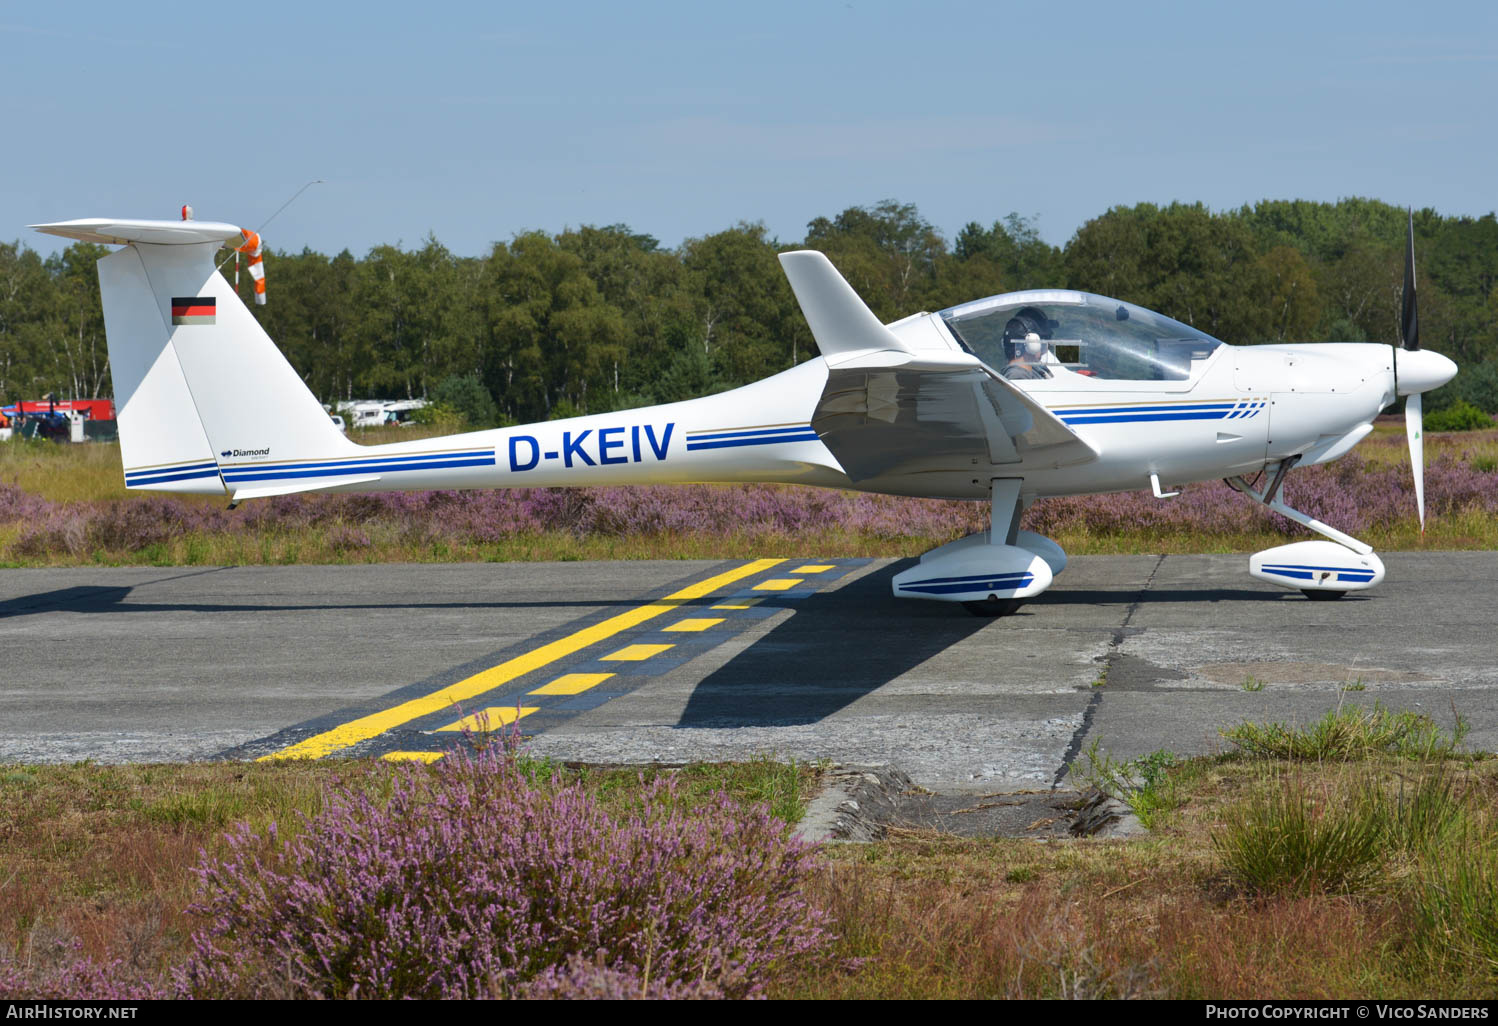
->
<box><xmin>792</xmin><ymin>564</ymin><xmax>835</xmax><ymax>574</ymax></box>
<box><xmin>382</xmin><ymin>751</ymin><xmax>444</xmax><ymax>764</ymax></box>
<box><xmin>753</xmin><ymin>578</ymin><xmax>804</xmax><ymax>592</ymax></box>
<box><xmin>259</xmin><ymin>558</ymin><xmax>784</xmax><ymax>761</ymax></box>
<box><xmin>529</xmin><ymin>672</ymin><xmax>615</xmax><ymax>696</ymax></box>
<box><xmin>436</xmin><ymin>706</ymin><xmax>539</xmax><ymax>732</ymax></box>
<box><xmin>602</xmin><ymin>643</ymin><xmax>674</xmax><ymax>661</ymax></box>
<box><xmin>712</xmin><ymin>597</ymin><xmax>764</xmax><ymax>609</ymax></box>
<box><xmin>663</xmin><ymin>617</ymin><xmax>724</xmax><ymax>632</ymax></box>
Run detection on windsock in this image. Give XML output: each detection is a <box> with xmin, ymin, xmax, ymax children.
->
<box><xmin>236</xmin><ymin>229</ymin><xmax>266</xmax><ymax>305</ymax></box>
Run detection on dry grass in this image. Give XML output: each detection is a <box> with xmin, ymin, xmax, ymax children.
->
<box><xmin>0</xmin><ymin>761</ymin><xmax>338</xmax><ymax>973</ymax></box>
<box><xmin>777</xmin><ymin>756</ymin><xmax>1498</xmax><ymax>999</ymax></box>
<box><xmin>778</xmin><ymin>832</ymin><xmax>1420</xmax><ymax>999</ymax></box>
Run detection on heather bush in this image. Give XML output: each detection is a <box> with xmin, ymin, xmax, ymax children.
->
<box><xmin>326</xmin><ymin>524</ymin><xmax>372</xmax><ymax>552</ymax></box>
<box><xmin>0</xmin><ymin>942</ymin><xmax>169</xmax><ymax>1000</ymax></box>
<box><xmin>520</xmin><ymin>953</ymin><xmax>724</xmax><ymax>999</ymax></box>
<box><xmin>0</xmin><ymin>481</ymin><xmax>52</xmax><ymax>520</ymax></box>
<box><xmin>180</xmin><ymin>745</ymin><xmax>832</xmax><ymax>999</ymax></box>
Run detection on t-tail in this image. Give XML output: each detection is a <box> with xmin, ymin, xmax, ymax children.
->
<box><xmin>32</xmin><ymin>218</ymin><xmax>358</xmax><ymax>498</ymax></box>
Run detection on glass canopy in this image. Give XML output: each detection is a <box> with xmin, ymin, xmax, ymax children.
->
<box><xmin>939</xmin><ymin>290</ymin><xmax>1224</xmax><ymax>382</ymax></box>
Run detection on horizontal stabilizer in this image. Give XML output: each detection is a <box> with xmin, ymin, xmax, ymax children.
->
<box><xmin>777</xmin><ymin>250</ymin><xmax>908</xmax><ymax>359</ymax></box>
<box><xmin>30</xmin><ymin>218</ymin><xmax>243</xmax><ymax>247</ymax></box>
<box><xmin>231</xmin><ymin>473</ymin><xmax>381</xmax><ymax>502</ymax></box>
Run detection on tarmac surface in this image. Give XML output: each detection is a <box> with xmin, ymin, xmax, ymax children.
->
<box><xmin>0</xmin><ymin>552</ymin><xmax>1492</xmax><ymax>791</ymax></box>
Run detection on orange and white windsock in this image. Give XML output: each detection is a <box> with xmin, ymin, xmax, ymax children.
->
<box><xmin>236</xmin><ymin>229</ymin><xmax>266</xmax><ymax>305</ymax></box>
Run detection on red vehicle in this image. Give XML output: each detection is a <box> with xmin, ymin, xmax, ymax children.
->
<box><xmin>10</xmin><ymin>398</ymin><xmax>116</xmax><ymax>419</ymax></box>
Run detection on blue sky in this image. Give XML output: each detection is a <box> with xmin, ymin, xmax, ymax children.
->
<box><xmin>5</xmin><ymin>0</ymin><xmax>1495</xmax><ymax>257</ymax></box>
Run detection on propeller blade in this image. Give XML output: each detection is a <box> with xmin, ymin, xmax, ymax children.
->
<box><xmin>1406</xmin><ymin>392</ymin><xmax>1425</xmax><ymax>533</ymax></box>
<box><xmin>1401</xmin><ymin>209</ymin><xmax>1420</xmax><ymax>351</ymax></box>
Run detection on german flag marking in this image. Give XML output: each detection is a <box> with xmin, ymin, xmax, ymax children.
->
<box><xmin>171</xmin><ymin>296</ymin><xmax>215</xmax><ymax>325</ymax></box>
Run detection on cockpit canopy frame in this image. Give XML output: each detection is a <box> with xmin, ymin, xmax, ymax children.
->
<box><xmin>939</xmin><ymin>290</ymin><xmax>1225</xmax><ymax>385</ymax></box>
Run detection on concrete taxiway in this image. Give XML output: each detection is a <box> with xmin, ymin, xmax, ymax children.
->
<box><xmin>1</xmin><ymin>553</ymin><xmax>1492</xmax><ymax>789</ymax></box>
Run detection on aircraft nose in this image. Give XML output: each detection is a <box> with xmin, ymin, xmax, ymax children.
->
<box><xmin>1396</xmin><ymin>349</ymin><xmax>1458</xmax><ymax>396</ymax></box>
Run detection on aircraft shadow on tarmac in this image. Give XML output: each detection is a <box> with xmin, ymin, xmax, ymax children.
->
<box><xmin>673</xmin><ymin>561</ymin><xmax>1369</xmax><ymax>729</ymax></box>
<box><xmin>0</xmin><ymin>585</ymin><xmax>137</xmax><ymax>619</ymax></box>
<box><xmin>677</xmin><ymin>560</ymin><xmax>989</xmax><ymax>728</ymax></box>
<box><xmin>0</xmin><ymin>584</ymin><xmax>698</xmax><ymax>620</ymax></box>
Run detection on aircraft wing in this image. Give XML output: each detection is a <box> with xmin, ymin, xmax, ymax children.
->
<box><xmin>779</xmin><ymin>251</ymin><xmax>1097</xmax><ymax>486</ymax></box>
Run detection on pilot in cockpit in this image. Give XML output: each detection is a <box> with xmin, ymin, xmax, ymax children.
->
<box><xmin>1001</xmin><ymin>308</ymin><xmax>1054</xmax><ymax>380</ymax></box>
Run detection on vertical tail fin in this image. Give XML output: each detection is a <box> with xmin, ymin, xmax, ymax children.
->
<box><xmin>33</xmin><ymin>218</ymin><xmax>355</xmax><ymax>494</ymax></box>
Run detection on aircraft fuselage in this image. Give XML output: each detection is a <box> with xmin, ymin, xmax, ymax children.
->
<box><xmin>197</xmin><ymin>336</ymin><xmax>1397</xmax><ymax>506</ymax></box>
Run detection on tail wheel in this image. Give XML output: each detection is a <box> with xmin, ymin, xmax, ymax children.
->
<box><xmin>963</xmin><ymin>597</ymin><xmax>1026</xmax><ymax>617</ymax></box>
<box><xmin>1301</xmin><ymin>589</ymin><xmax>1346</xmax><ymax>601</ymax></box>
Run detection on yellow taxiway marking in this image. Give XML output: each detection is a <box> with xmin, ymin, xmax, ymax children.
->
<box><xmin>792</xmin><ymin>564</ymin><xmax>835</xmax><ymax>574</ymax></box>
<box><xmin>753</xmin><ymin>578</ymin><xmax>804</xmax><ymax>592</ymax></box>
<box><xmin>259</xmin><ymin>558</ymin><xmax>784</xmax><ymax>761</ymax></box>
<box><xmin>381</xmin><ymin>751</ymin><xmax>444</xmax><ymax>764</ymax></box>
<box><xmin>529</xmin><ymin>672</ymin><xmax>615</xmax><ymax>696</ymax></box>
<box><xmin>602</xmin><ymin>643</ymin><xmax>674</xmax><ymax>661</ymax></box>
<box><xmin>663</xmin><ymin>617</ymin><xmax>724</xmax><ymax>632</ymax></box>
<box><xmin>436</xmin><ymin>706</ymin><xmax>538</xmax><ymax>732</ymax></box>
<box><xmin>712</xmin><ymin>597</ymin><xmax>764</xmax><ymax>609</ymax></box>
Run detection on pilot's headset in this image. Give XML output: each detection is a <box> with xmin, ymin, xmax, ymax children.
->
<box><xmin>1003</xmin><ymin>311</ymin><xmax>1048</xmax><ymax>361</ymax></box>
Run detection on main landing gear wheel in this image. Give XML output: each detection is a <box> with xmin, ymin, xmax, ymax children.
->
<box><xmin>1301</xmin><ymin>589</ymin><xmax>1346</xmax><ymax>601</ymax></box>
<box><xmin>963</xmin><ymin>597</ymin><xmax>1026</xmax><ymax>617</ymax></box>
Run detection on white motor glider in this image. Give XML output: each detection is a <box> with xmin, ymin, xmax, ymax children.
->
<box><xmin>32</xmin><ymin>212</ymin><xmax>1455</xmax><ymax>615</ymax></box>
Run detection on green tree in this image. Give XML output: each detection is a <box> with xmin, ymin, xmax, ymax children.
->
<box><xmin>558</xmin><ymin>224</ymin><xmax>696</xmax><ymax>402</ymax></box>
<box><xmin>804</xmin><ymin>200</ymin><xmax>947</xmax><ymax>318</ymax></box>
<box><xmin>0</xmin><ymin>240</ymin><xmax>57</xmax><ymax>402</ymax></box>
<box><xmin>481</xmin><ymin>232</ymin><xmax>627</xmax><ymax>420</ymax></box>
<box><xmin>953</xmin><ymin>213</ymin><xmax>1063</xmax><ymax>293</ymax></box>
<box><xmin>1066</xmin><ymin>203</ymin><xmax>1273</xmax><ymax>343</ymax></box>
<box><xmin>680</xmin><ymin>222</ymin><xmax>805</xmax><ymax>384</ymax></box>
<box><xmin>46</xmin><ymin>243</ymin><xmax>111</xmax><ymax>398</ymax></box>
<box><xmin>430</xmin><ymin>372</ymin><xmax>501</xmax><ymax>428</ymax></box>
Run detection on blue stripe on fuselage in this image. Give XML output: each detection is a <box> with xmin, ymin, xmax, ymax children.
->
<box><xmin>687</xmin><ymin>425</ymin><xmax>816</xmax><ymax>442</ymax></box>
<box><xmin>686</xmin><ymin>432</ymin><xmax>820</xmax><ymax>451</ymax></box>
<box><xmin>222</xmin><ymin>455</ymin><xmax>496</xmax><ymax>483</ymax></box>
<box><xmin>125</xmin><ymin>466</ymin><xmax>221</xmax><ymax>486</ymax></box>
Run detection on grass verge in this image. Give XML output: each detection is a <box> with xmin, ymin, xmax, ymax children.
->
<box><xmin>5</xmin><ymin>704</ymin><xmax>1498</xmax><ymax>999</ymax></box>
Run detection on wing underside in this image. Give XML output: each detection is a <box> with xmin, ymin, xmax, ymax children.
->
<box><xmin>813</xmin><ymin>363</ymin><xmax>1097</xmax><ymax>492</ymax></box>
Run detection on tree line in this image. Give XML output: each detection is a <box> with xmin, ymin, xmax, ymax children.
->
<box><xmin>2</xmin><ymin>197</ymin><xmax>1495</xmax><ymax>424</ymax></box>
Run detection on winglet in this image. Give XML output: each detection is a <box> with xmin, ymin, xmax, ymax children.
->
<box><xmin>778</xmin><ymin>250</ymin><xmax>908</xmax><ymax>359</ymax></box>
